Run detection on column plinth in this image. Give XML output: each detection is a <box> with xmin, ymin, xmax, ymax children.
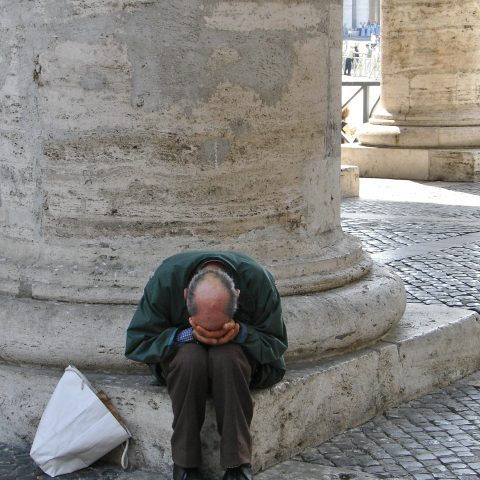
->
<box><xmin>349</xmin><ymin>0</ymin><xmax>480</xmax><ymax>180</ymax></box>
<box><xmin>0</xmin><ymin>0</ymin><xmax>404</xmax><ymax>369</ymax></box>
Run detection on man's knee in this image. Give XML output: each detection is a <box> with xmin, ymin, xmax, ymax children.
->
<box><xmin>169</xmin><ymin>343</ymin><xmax>208</xmax><ymax>377</ymax></box>
<box><xmin>209</xmin><ymin>344</ymin><xmax>251</xmax><ymax>379</ymax></box>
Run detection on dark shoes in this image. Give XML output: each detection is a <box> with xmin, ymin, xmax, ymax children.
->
<box><xmin>173</xmin><ymin>464</ymin><xmax>202</xmax><ymax>480</ymax></box>
<box><xmin>222</xmin><ymin>464</ymin><xmax>254</xmax><ymax>480</ymax></box>
<box><xmin>173</xmin><ymin>463</ymin><xmax>253</xmax><ymax>480</ymax></box>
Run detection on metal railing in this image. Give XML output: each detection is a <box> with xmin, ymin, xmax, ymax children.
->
<box><xmin>342</xmin><ymin>55</ymin><xmax>381</xmax><ymax>81</ymax></box>
<box><xmin>342</xmin><ymin>80</ymin><xmax>380</xmax><ymax>124</ymax></box>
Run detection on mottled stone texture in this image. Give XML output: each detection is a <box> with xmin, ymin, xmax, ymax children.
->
<box><xmin>0</xmin><ymin>1</ymin><xmax>406</xmax><ymax>375</ymax></box>
<box><xmin>0</xmin><ymin>0</ymin><xmax>376</xmax><ymax>303</ymax></box>
<box><xmin>358</xmin><ymin>0</ymin><xmax>480</xmax><ymax>148</ymax></box>
<box><xmin>0</xmin><ymin>265</ymin><xmax>406</xmax><ymax>371</ymax></box>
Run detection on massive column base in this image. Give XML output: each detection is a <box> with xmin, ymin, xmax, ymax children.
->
<box><xmin>0</xmin><ymin>264</ymin><xmax>406</xmax><ymax>369</ymax></box>
<box><xmin>342</xmin><ymin>144</ymin><xmax>480</xmax><ymax>182</ymax></box>
<box><xmin>1</xmin><ymin>305</ymin><xmax>479</xmax><ymax>477</ymax></box>
<box><xmin>357</xmin><ymin>123</ymin><xmax>480</xmax><ymax>149</ymax></box>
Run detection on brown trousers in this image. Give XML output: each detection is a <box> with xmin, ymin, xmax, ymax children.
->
<box><xmin>161</xmin><ymin>343</ymin><xmax>253</xmax><ymax>469</ymax></box>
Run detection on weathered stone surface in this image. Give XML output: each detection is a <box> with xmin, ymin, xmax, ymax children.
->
<box><xmin>0</xmin><ymin>3</ymin><xmax>409</xmax><ymax>475</ymax></box>
<box><xmin>342</xmin><ymin>144</ymin><xmax>430</xmax><ymax>180</ymax></box>
<box><xmin>429</xmin><ymin>149</ymin><xmax>480</xmax><ymax>182</ymax></box>
<box><xmin>358</xmin><ymin>125</ymin><xmax>480</xmax><ymax>149</ymax></box>
<box><xmin>283</xmin><ymin>264</ymin><xmax>405</xmax><ymax>361</ymax></box>
<box><xmin>340</xmin><ymin>164</ymin><xmax>359</xmax><ymax>198</ymax></box>
<box><xmin>1</xmin><ymin>304</ymin><xmax>478</xmax><ymax>473</ymax></box>
<box><xmin>0</xmin><ymin>264</ymin><xmax>406</xmax><ymax>369</ymax></box>
<box><xmin>0</xmin><ymin>0</ymin><xmax>372</xmax><ymax>301</ymax></box>
<box><xmin>368</xmin><ymin>0</ymin><xmax>480</xmax><ymax>130</ymax></box>
<box><xmin>381</xmin><ymin>304</ymin><xmax>480</xmax><ymax>399</ymax></box>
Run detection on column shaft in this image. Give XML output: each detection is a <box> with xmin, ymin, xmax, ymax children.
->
<box><xmin>358</xmin><ymin>0</ymin><xmax>480</xmax><ymax>148</ymax></box>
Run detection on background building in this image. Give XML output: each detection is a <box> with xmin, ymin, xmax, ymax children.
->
<box><xmin>344</xmin><ymin>0</ymin><xmax>380</xmax><ymax>32</ymax></box>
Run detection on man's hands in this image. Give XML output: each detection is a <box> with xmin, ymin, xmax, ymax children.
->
<box><xmin>189</xmin><ymin>318</ymin><xmax>240</xmax><ymax>345</ymax></box>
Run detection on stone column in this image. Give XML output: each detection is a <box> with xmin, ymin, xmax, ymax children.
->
<box><xmin>352</xmin><ymin>0</ymin><xmax>357</xmax><ymax>28</ymax></box>
<box><xmin>343</xmin><ymin>0</ymin><xmax>353</xmax><ymax>30</ymax></box>
<box><xmin>1</xmin><ymin>0</ymin><xmax>368</xmax><ymax>304</ymax></box>
<box><xmin>369</xmin><ymin>0</ymin><xmax>380</xmax><ymax>23</ymax></box>
<box><xmin>0</xmin><ymin>0</ymin><xmax>406</xmax><ymax>370</ymax></box>
<box><xmin>0</xmin><ymin>1</ymin><xmax>405</xmax><ymax>468</ymax></box>
<box><xmin>356</xmin><ymin>0</ymin><xmax>370</xmax><ymax>27</ymax></box>
<box><xmin>348</xmin><ymin>0</ymin><xmax>480</xmax><ymax>181</ymax></box>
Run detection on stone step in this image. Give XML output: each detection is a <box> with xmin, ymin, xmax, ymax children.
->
<box><xmin>340</xmin><ymin>164</ymin><xmax>360</xmax><ymax>198</ymax></box>
<box><xmin>1</xmin><ymin>304</ymin><xmax>479</xmax><ymax>477</ymax></box>
<box><xmin>342</xmin><ymin>144</ymin><xmax>480</xmax><ymax>182</ymax></box>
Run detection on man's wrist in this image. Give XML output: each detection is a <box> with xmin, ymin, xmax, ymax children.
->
<box><xmin>233</xmin><ymin>322</ymin><xmax>248</xmax><ymax>344</ymax></box>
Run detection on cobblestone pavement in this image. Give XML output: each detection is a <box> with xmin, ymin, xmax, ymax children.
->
<box><xmin>291</xmin><ymin>372</ymin><xmax>480</xmax><ymax>480</ymax></box>
<box><xmin>342</xmin><ymin>179</ymin><xmax>480</xmax><ymax>313</ymax></box>
<box><xmin>2</xmin><ymin>179</ymin><xmax>480</xmax><ymax>480</ymax></box>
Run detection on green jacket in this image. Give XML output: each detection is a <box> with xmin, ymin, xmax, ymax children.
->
<box><xmin>125</xmin><ymin>251</ymin><xmax>288</xmax><ymax>389</ymax></box>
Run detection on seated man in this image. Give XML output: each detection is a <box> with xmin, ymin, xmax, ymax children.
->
<box><xmin>125</xmin><ymin>251</ymin><xmax>288</xmax><ymax>480</ymax></box>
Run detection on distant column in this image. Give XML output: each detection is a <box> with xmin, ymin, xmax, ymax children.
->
<box><xmin>352</xmin><ymin>0</ymin><xmax>357</xmax><ymax>29</ymax></box>
<box><xmin>368</xmin><ymin>0</ymin><xmax>379</xmax><ymax>23</ymax></box>
<box><xmin>343</xmin><ymin>0</ymin><xmax>353</xmax><ymax>30</ymax></box>
<box><xmin>358</xmin><ymin>0</ymin><xmax>480</xmax><ymax>149</ymax></box>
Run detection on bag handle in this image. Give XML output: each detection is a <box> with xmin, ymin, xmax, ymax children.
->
<box><xmin>121</xmin><ymin>438</ymin><xmax>130</xmax><ymax>470</ymax></box>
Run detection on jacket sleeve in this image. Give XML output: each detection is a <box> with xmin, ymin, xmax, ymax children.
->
<box><xmin>236</xmin><ymin>271</ymin><xmax>288</xmax><ymax>366</ymax></box>
<box><xmin>125</xmin><ymin>276</ymin><xmax>178</xmax><ymax>364</ymax></box>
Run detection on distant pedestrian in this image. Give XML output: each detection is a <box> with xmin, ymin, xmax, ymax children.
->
<box><xmin>366</xmin><ymin>44</ymin><xmax>372</xmax><ymax>58</ymax></box>
<box><xmin>353</xmin><ymin>45</ymin><xmax>360</xmax><ymax>71</ymax></box>
<box><xmin>344</xmin><ymin>45</ymin><xmax>354</xmax><ymax>76</ymax></box>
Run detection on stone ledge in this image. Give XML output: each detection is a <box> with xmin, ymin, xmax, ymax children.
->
<box><xmin>341</xmin><ymin>144</ymin><xmax>480</xmax><ymax>182</ymax></box>
<box><xmin>1</xmin><ymin>304</ymin><xmax>479</xmax><ymax>477</ymax></box>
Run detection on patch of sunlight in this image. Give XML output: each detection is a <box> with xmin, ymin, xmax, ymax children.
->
<box><xmin>358</xmin><ymin>178</ymin><xmax>480</xmax><ymax>207</ymax></box>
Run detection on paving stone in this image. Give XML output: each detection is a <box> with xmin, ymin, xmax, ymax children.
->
<box><xmin>440</xmin><ymin>456</ymin><xmax>465</xmax><ymax>465</ymax></box>
<box><xmin>397</xmin><ymin>458</ymin><xmax>423</xmax><ymax>468</ymax></box>
<box><xmin>415</xmin><ymin>453</ymin><xmax>437</xmax><ymax>461</ymax></box>
<box><xmin>452</xmin><ymin>467</ymin><xmax>476</xmax><ymax>475</ymax></box>
<box><xmin>456</xmin><ymin>451</ymin><xmax>475</xmax><ymax>458</ymax></box>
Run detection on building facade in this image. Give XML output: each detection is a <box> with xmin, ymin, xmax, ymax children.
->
<box><xmin>344</xmin><ymin>0</ymin><xmax>380</xmax><ymax>31</ymax></box>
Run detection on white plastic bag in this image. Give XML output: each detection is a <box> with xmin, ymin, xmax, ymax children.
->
<box><xmin>30</xmin><ymin>365</ymin><xmax>131</xmax><ymax>477</ymax></box>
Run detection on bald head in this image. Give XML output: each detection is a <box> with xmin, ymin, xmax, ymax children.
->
<box><xmin>186</xmin><ymin>268</ymin><xmax>238</xmax><ymax>331</ymax></box>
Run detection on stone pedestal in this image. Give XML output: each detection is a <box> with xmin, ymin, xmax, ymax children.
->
<box><xmin>354</xmin><ymin>0</ymin><xmax>480</xmax><ymax>181</ymax></box>
<box><xmin>342</xmin><ymin>144</ymin><xmax>480</xmax><ymax>181</ymax></box>
<box><xmin>0</xmin><ymin>0</ymin><xmax>405</xmax><ymax>472</ymax></box>
<box><xmin>340</xmin><ymin>164</ymin><xmax>360</xmax><ymax>197</ymax></box>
